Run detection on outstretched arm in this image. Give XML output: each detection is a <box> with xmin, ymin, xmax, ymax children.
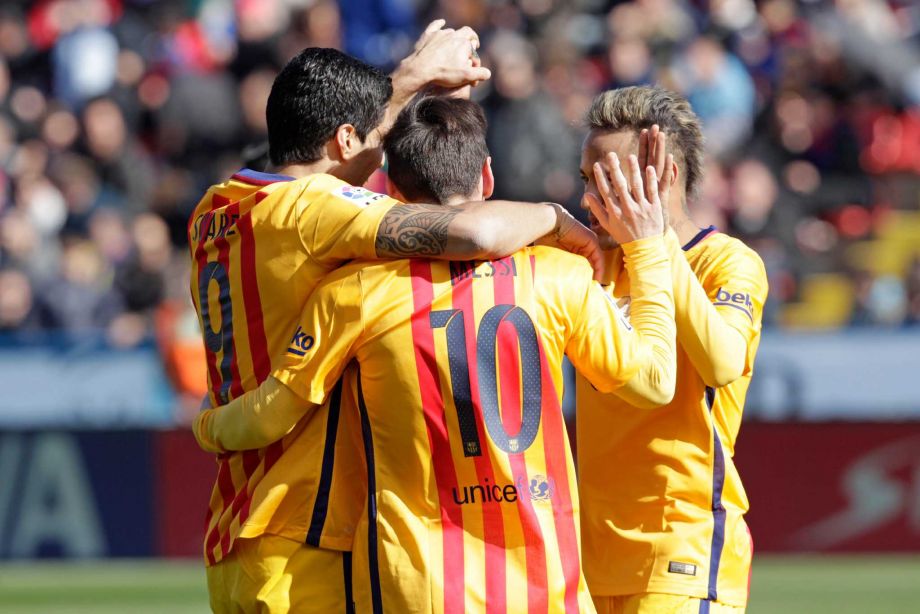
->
<box><xmin>375</xmin><ymin>200</ymin><xmax>604</xmax><ymax>280</ymax></box>
<box><xmin>383</xmin><ymin>21</ymin><xmax>491</xmax><ymax>134</ymax></box>
<box><xmin>194</xmin><ymin>271</ymin><xmax>364</xmax><ymax>453</ymax></box>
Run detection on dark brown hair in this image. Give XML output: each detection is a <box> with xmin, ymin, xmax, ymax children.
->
<box><xmin>384</xmin><ymin>96</ymin><xmax>489</xmax><ymax>204</ymax></box>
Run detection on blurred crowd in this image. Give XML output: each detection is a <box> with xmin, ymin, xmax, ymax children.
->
<box><xmin>1</xmin><ymin>0</ymin><xmax>919</xmax><ymax>353</ymax></box>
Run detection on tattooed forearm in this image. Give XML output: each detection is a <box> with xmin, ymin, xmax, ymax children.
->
<box><xmin>375</xmin><ymin>203</ymin><xmax>461</xmax><ymax>258</ymax></box>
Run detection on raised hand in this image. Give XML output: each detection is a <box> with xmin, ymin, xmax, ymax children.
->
<box><xmin>584</xmin><ymin>153</ymin><xmax>664</xmax><ymax>245</ymax></box>
<box><xmin>638</xmin><ymin>125</ymin><xmax>674</xmax><ymax>229</ymax></box>
<box><xmin>539</xmin><ymin>202</ymin><xmax>605</xmax><ymax>281</ymax></box>
<box><xmin>404</xmin><ymin>21</ymin><xmax>491</xmax><ymax>90</ymax></box>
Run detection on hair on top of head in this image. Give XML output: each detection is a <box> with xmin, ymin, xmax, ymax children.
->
<box><xmin>383</xmin><ymin>96</ymin><xmax>489</xmax><ymax>205</ymax></box>
<box><xmin>585</xmin><ymin>86</ymin><xmax>705</xmax><ymax>200</ymax></box>
<box><xmin>266</xmin><ymin>47</ymin><xmax>392</xmax><ymax>166</ymax></box>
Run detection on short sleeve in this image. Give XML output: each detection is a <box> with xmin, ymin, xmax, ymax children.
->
<box><xmin>297</xmin><ymin>178</ymin><xmax>399</xmax><ymax>263</ymax></box>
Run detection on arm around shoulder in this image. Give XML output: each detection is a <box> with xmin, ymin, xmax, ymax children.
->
<box><xmin>192</xmin><ymin>376</ymin><xmax>316</xmax><ymax>453</ymax></box>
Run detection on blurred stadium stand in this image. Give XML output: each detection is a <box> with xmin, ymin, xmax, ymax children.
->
<box><xmin>0</xmin><ymin>0</ymin><xmax>918</xmax><ymax>562</ymax></box>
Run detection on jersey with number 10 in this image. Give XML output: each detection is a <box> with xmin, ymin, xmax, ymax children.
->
<box><xmin>273</xmin><ymin>240</ymin><xmax>674</xmax><ymax>614</ymax></box>
<box><xmin>187</xmin><ymin>169</ymin><xmax>397</xmax><ymax>565</ymax></box>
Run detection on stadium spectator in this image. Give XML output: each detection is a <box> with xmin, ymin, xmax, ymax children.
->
<box><xmin>0</xmin><ymin>0</ymin><xmax>918</xmax><ymax>352</ymax></box>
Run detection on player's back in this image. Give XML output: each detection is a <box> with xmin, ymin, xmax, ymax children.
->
<box><xmin>283</xmin><ymin>245</ymin><xmax>615</xmax><ymax>613</ymax></box>
<box><xmin>188</xmin><ymin>168</ymin><xmax>396</xmax><ymax>564</ymax></box>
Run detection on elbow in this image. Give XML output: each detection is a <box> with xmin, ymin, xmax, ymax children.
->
<box><xmin>644</xmin><ymin>380</ymin><xmax>675</xmax><ymax>408</ymax></box>
<box><xmin>704</xmin><ymin>360</ymin><xmax>745</xmax><ymax>388</ymax></box>
<box><xmin>192</xmin><ymin>411</ymin><xmax>225</xmax><ymax>454</ymax></box>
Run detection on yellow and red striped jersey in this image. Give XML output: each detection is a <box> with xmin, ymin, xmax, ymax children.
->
<box><xmin>577</xmin><ymin>228</ymin><xmax>768</xmax><ymax>607</ymax></box>
<box><xmin>271</xmin><ymin>239</ymin><xmax>675</xmax><ymax>613</ymax></box>
<box><xmin>187</xmin><ymin>169</ymin><xmax>397</xmax><ymax>565</ymax></box>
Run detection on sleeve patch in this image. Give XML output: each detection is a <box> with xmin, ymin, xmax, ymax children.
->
<box><xmin>286</xmin><ymin>325</ymin><xmax>315</xmax><ymax>356</ymax></box>
<box><xmin>713</xmin><ymin>288</ymin><xmax>754</xmax><ymax>322</ymax></box>
<box><xmin>332</xmin><ymin>185</ymin><xmax>389</xmax><ymax>207</ymax></box>
<box><xmin>598</xmin><ymin>285</ymin><xmax>633</xmax><ymax>331</ymax></box>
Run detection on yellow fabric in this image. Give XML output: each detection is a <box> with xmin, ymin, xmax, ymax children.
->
<box><xmin>205</xmin><ymin>534</ymin><xmax>352</xmax><ymax>614</ymax></box>
<box><xmin>194</xmin><ymin>376</ymin><xmax>312</xmax><ymax>453</ymax></box>
<box><xmin>577</xmin><ymin>229</ymin><xmax>767</xmax><ymax>607</ymax></box>
<box><xmin>188</xmin><ymin>171</ymin><xmax>395</xmax><ymax>565</ymax></box>
<box><xmin>206</xmin><ymin>241</ymin><xmax>673</xmax><ymax>613</ymax></box>
<box><xmin>593</xmin><ymin>593</ymin><xmax>745</xmax><ymax>614</ymax></box>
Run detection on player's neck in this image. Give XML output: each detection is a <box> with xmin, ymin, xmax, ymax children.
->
<box><xmin>274</xmin><ymin>160</ymin><xmax>338</xmax><ymax>180</ymax></box>
<box><xmin>442</xmin><ymin>192</ymin><xmax>482</xmax><ymax>207</ymax></box>
<box><xmin>670</xmin><ymin>211</ymin><xmax>705</xmax><ymax>246</ymax></box>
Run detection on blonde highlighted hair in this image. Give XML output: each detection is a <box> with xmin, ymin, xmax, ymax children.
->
<box><xmin>586</xmin><ymin>86</ymin><xmax>705</xmax><ymax>200</ymax></box>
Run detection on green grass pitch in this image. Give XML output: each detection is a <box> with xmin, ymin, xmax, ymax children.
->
<box><xmin>0</xmin><ymin>555</ymin><xmax>917</xmax><ymax>613</ymax></box>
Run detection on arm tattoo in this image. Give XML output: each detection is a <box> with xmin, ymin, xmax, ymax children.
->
<box><xmin>375</xmin><ymin>203</ymin><xmax>460</xmax><ymax>258</ymax></box>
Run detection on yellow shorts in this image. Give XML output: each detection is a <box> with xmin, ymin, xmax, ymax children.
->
<box><xmin>205</xmin><ymin>535</ymin><xmax>352</xmax><ymax>613</ymax></box>
<box><xmin>593</xmin><ymin>593</ymin><xmax>744</xmax><ymax>614</ymax></box>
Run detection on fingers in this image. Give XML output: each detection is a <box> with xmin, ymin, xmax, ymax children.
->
<box><xmin>601</xmin><ymin>154</ymin><xmax>631</xmax><ymax>215</ymax></box>
<box><xmin>653</xmin><ymin>127</ymin><xmax>667</xmax><ymax>178</ymax></box>
<box><xmin>593</xmin><ymin>160</ymin><xmax>623</xmax><ymax>219</ymax></box>
<box><xmin>638</xmin><ymin>128</ymin><xmax>649</xmax><ymax>169</ymax></box>
<box><xmin>663</xmin><ymin>153</ymin><xmax>675</xmax><ymax>188</ymax></box>
<box><xmin>456</xmin><ymin>26</ymin><xmax>480</xmax><ymax>49</ymax></box>
<box><xmin>416</xmin><ymin>20</ymin><xmax>447</xmax><ymax>49</ymax></box>
<box><xmin>627</xmin><ymin>155</ymin><xmax>645</xmax><ymax>204</ymax></box>
<box><xmin>462</xmin><ymin>65</ymin><xmax>492</xmax><ymax>83</ymax></box>
<box><xmin>424</xmin><ymin>19</ymin><xmax>446</xmax><ymax>36</ymax></box>
<box><xmin>583</xmin><ymin>192</ymin><xmax>608</xmax><ymax>227</ymax></box>
<box><xmin>644</xmin><ymin>165</ymin><xmax>660</xmax><ymax>206</ymax></box>
<box><xmin>583</xmin><ymin>239</ymin><xmax>605</xmax><ymax>282</ymax></box>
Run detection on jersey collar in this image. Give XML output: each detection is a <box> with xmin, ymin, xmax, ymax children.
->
<box><xmin>682</xmin><ymin>225</ymin><xmax>718</xmax><ymax>252</ymax></box>
<box><xmin>231</xmin><ymin>168</ymin><xmax>295</xmax><ymax>186</ymax></box>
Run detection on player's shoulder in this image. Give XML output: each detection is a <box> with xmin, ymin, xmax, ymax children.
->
<box><xmin>299</xmin><ymin>174</ymin><xmax>393</xmax><ymax>208</ymax></box>
<box><xmin>521</xmin><ymin>245</ymin><xmax>595</xmax><ymax>288</ymax></box>
<box><xmin>697</xmin><ymin>231</ymin><xmax>765</xmax><ymax>272</ymax></box>
<box><xmin>319</xmin><ymin>258</ymin><xmax>406</xmax><ymax>291</ymax></box>
<box><xmin>526</xmin><ymin>244</ymin><xmax>594</xmax><ymax>276</ymax></box>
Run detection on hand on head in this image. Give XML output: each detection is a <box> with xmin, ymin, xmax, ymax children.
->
<box><xmin>409</xmin><ymin>20</ymin><xmax>491</xmax><ymax>90</ymax></box>
<box><xmin>583</xmin><ymin>152</ymin><xmax>664</xmax><ymax>245</ymax></box>
<box><xmin>538</xmin><ymin>202</ymin><xmax>605</xmax><ymax>282</ymax></box>
<box><xmin>638</xmin><ymin>125</ymin><xmax>674</xmax><ymax>229</ymax></box>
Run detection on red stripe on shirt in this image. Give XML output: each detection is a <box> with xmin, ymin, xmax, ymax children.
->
<box><xmin>451</xmin><ymin>271</ymin><xmax>507</xmax><ymax>614</ymax></box>
<box><xmin>236</xmin><ymin>211</ymin><xmax>271</xmax><ymax>382</ymax></box>
<box><xmin>536</xmin><ymin>343</ymin><xmax>581</xmax><ymax>614</ymax></box>
<box><xmin>205</xmin><ymin>457</ymin><xmax>235</xmax><ymax>563</ymax></box>
<box><xmin>492</xmin><ymin>256</ymin><xmax>548</xmax><ymax>614</ymax></box>
<box><xmin>409</xmin><ymin>260</ymin><xmax>466</xmax><ymax>614</ymax></box>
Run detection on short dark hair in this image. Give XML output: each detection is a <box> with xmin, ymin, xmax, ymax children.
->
<box><xmin>586</xmin><ymin>86</ymin><xmax>705</xmax><ymax>200</ymax></box>
<box><xmin>384</xmin><ymin>97</ymin><xmax>489</xmax><ymax>204</ymax></box>
<box><xmin>266</xmin><ymin>48</ymin><xmax>392</xmax><ymax>166</ymax></box>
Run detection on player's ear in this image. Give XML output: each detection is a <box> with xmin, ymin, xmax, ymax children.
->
<box><xmin>386</xmin><ymin>176</ymin><xmax>406</xmax><ymax>202</ymax></box>
<box><xmin>669</xmin><ymin>158</ymin><xmax>680</xmax><ymax>188</ymax></box>
<box><xmin>481</xmin><ymin>156</ymin><xmax>494</xmax><ymax>200</ymax></box>
<box><xmin>334</xmin><ymin>124</ymin><xmax>359</xmax><ymax>161</ymax></box>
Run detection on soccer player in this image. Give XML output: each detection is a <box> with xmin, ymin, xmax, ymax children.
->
<box><xmin>193</xmin><ymin>95</ymin><xmax>678</xmax><ymax>613</ymax></box>
<box><xmin>190</xmin><ymin>27</ymin><xmax>605</xmax><ymax>613</ymax></box>
<box><xmin>578</xmin><ymin>86</ymin><xmax>769</xmax><ymax>614</ymax></box>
